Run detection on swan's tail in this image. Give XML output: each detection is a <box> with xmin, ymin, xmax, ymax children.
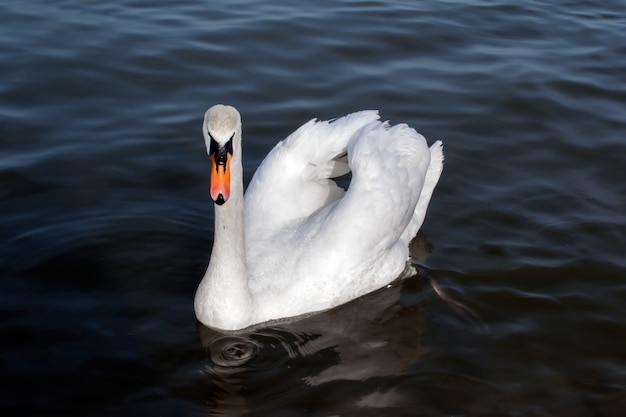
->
<box><xmin>400</xmin><ymin>140</ymin><xmax>444</xmax><ymax>244</ymax></box>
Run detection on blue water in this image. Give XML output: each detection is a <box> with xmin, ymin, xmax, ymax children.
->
<box><xmin>1</xmin><ymin>0</ymin><xmax>626</xmax><ymax>415</ymax></box>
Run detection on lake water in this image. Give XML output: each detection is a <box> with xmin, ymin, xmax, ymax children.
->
<box><xmin>2</xmin><ymin>0</ymin><xmax>625</xmax><ymax>415</ymax></box>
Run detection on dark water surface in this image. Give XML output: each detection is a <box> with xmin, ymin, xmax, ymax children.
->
<box><xmin>2</xmin><ymin>0</ymin><xmax>626</xmax><ymax>415</ymax></box>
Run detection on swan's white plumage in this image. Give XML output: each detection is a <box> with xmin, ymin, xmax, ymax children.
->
<box><xmin>194</xmin><ymin>105</ymin><xmax>443</xmax><ymax>331</ymax></box>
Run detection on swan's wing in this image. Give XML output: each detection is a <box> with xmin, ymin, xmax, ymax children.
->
<box><xmin>305</xmin><ymin>121</ymin><xmax>439</xmax><ymax>280</ymax></box>
<box><xmin>244</xmin><ymin>110</ymin><xmax>381</xmax><ymax>237</ymax></box>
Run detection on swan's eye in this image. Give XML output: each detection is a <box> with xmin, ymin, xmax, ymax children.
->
<box><xmin>209</xmin><ymin>135</ymin><xmax>219</xmax><ymax>156</ymax></box>
<box><xmin>225</xmin><ymin>135</ymin><xmax>234</xmax><ymax>155</ymax></box>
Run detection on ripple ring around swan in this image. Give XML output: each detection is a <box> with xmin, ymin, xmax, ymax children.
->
<box><xmin>210</xmin><ymin>335</ymin><xmax>258</xmax><ymax>367</ymax></box>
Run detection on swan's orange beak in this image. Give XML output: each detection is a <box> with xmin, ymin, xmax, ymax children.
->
<box><xmin>210</xmin><ymin>151</ymin><xmax>231</xmax><ymax>205</ymax></box>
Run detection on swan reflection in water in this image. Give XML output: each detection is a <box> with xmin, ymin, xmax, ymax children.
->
<box><xmin>197</xmin><ymin>234</ymin><xmax>434</xmax><ymax>416</ymax></box>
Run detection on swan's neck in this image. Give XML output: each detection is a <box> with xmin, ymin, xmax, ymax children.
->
<box><xmin>195</xmin><ymin>151</ymin><xmax>254</xmax><ymax>330</ymax></box>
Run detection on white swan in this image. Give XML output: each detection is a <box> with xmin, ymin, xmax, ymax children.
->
<box><xmin>194</xmin><ymin>104</ymin><xmax>443</xmax><ymax>331</ymax></box>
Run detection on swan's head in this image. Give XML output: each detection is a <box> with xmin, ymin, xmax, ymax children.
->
<box><xmin>203</xmin><ymin>104</ymin><xmax>241</xmax><ymax>205</ymax></box>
